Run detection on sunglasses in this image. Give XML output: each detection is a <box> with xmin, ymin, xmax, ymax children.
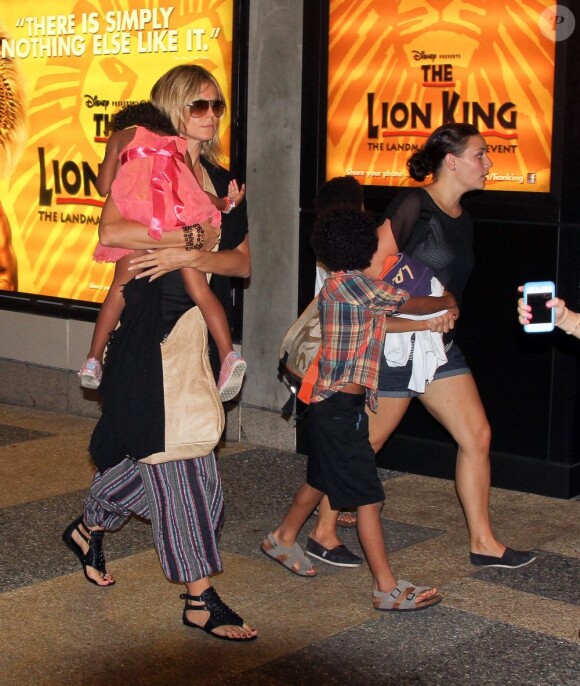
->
<box><xmin>186</xmin><ymin>99</ymin><xmax>226</xmax><ymax>118</ymax></box>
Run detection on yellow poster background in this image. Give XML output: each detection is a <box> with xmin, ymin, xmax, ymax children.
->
<box><xmin>327</xmin><ymin>0</ymin><xmax>555</xmax><ymax>192</ymax></box>
<box><xmin>0</xmin><ymin>0</ymin><xmax>234</xmax><ymax>302</ymax></box>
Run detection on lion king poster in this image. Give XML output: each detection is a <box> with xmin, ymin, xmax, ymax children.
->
<box><xmin>327</xmin><ymin>0</ymin><xmax>557</xmax><ymax>192</ymax></box>
<box><xmin>0</xmin><ymin>0</ymin><xmax>234</xmax><ymax>302</ymax></box>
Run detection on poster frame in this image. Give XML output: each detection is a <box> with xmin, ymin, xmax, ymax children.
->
<box><xmin>0</xmin><ymin>0</ymin><xmax>250</xmax><ymax>327</ymax></box>
<box><xmin>299</xmin><ymin>0</ymin><xmax>570</xmax><ymax>224</ymax></box>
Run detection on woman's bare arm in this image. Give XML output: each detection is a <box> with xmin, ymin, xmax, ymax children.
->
<box><xmin>130</xmin><ymin>234</ymin><xmax>251</xmax><ymax>280</ymax></box>
<box><xmin>98</xmin><ymin>195</ymin><xmax>220</xmax><ymax>251</ymax></box>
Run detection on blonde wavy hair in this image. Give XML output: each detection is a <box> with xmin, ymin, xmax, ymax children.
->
<box><xmin>150</xmin><ymin>64</ymin><xmax>225</xmax><ymax>166</ymax></box>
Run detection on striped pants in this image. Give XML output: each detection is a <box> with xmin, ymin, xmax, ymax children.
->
<box><xmin>83</xmin><ymin>454</ymin><xmax>224</xmax><ymax>583</ymax></box>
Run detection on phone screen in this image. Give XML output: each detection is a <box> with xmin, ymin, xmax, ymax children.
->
<box><xmin>527</xmin><ymin>292</ymin><xmax>552</xmax><ymax>323</ymax></box>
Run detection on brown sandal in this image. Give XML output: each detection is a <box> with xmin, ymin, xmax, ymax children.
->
<box><xmin>373</xmin><ymin>580</ymin><xmax>442</xmax><ymax>612</ymax></box>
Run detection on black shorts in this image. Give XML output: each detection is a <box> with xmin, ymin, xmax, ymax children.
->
<box><xmin>307</xmin><ymin>392</ymin><xmax>385</xmax><ymax>510</ymax></box>
<box><xmin>377</xmin><ymin>341</ymin><xmax>471</xmax><ymax>398</ymax></box>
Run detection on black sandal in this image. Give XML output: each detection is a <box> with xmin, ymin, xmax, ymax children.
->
<box><xmin>180</xmin><ymin>587</ymin><xmax>257</xmax><ymax>641</ymax></box>
<box><xmin>62</xmin><ymin>516</ymin><xmax>114</xmax><ymax>587</ymax></box>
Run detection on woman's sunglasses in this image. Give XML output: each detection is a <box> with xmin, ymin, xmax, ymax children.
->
<box><xmin>186</xmin><ymin>99</ymin><xmax>226</xmax><ymax>118</ymax></box>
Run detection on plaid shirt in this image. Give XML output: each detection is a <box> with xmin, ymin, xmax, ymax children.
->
<box><xmin>311</xmin><ymin>271</ymin><xmax>409</xmax><ymax>412</ymax></box>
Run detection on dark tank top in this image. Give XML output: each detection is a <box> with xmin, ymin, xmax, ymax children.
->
<box><xmin>380</xmin><ymin>187</ymin><xmax>474</xmax><ymax>304</ymax></box>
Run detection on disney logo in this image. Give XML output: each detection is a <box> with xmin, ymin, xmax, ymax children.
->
<box><xmin>84</xmin><ymin>94</ymin><xmax>110</xmax><ymax>109</ymax></box>
<box><xmin>412</xmin><ymin>50</ymin><xmax>437</xmax><ymax>61</ymax></box>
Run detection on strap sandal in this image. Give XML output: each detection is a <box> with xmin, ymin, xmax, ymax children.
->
<box><xmin>180</xmin><ymin>587</ymin><xmax>257</xmax><ymax>641</ymax></box>
<box><xmin>260</xmin><ymin>532</ymin><xmax>317</xmax><ymax>577</ymax></box>
<box><xmin>373</xmin><ymin>579</ymin><xmax>442</xmax><ymax>612</ymax></box>
<box><xmin>62</xmin><ymin>516</ymin><xmax>114</xmax><ymax>587</ymax></box>
<box><xmin>312</xmin><ymin>506</ymin><xmax>357</xmax><ymax>528</ymax></box>
<box><xmin>336</xmin><ymin>510</ymin><xmax>358</xmax><ymax>529</ymax></box>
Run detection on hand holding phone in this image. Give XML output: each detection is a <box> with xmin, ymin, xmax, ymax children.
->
<box><xmin>523</xmin><ymin>281</ymin><xmax>555</xmax><ymax>333</ymax></box>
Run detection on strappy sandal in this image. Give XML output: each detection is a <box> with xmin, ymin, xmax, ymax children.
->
<box><xmin>260</xmin><ymin>532</ymin><xmax>317</xmax><ymax>577</ymax></box>
<box><xmin>373</xmin><ymin>580</ymin><xmax>442</xmax><ymax>612</ymax></box>
<box><xmin>180</xmin><ymin>587</ymin><xmax>257</xmax><ymax>641</ymax></box>
<box><xmin>312</xmin><ymin>507</ymin><xmax>357</xmax><ymax>528</ymax></box>
<box><xmin>337</xmin><ymin>510</ymin><xmax>358</xmax><ymax>529</ymax></box>
<box><xmin>62</xmin><ymin>516</ymin><xmax>115</xmax><ymax>587</ymax></box>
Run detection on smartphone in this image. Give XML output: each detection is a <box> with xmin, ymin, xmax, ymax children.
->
<box><xmin>523</xmin><ymin>281</ymin><xmax>555</xmax><ymax>333</ymax></box>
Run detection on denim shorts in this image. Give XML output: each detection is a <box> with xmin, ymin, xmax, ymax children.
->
<box><xmin>377</xmin><ymin>341</ymin><xmax>471</xmax><ymax>398</ymax></box>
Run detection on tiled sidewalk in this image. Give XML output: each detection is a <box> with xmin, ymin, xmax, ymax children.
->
<box><xmin>1</xmin><ymin>403</ymin><xmax>579</xmax><ymax>685</ymax></box>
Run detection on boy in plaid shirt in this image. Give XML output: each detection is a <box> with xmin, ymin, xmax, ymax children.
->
<box><xmin>262</xmin><ymin>208</ymin><xmax>443</xmax><ymax>611</ymax></box>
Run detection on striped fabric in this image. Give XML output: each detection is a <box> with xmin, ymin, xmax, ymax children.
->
<box><xmin>311</xmin><ymin>271</ymin><xmax>409</xmax><ymax>411</ymax></box>
<box><xmin>84</xmin><ymin>454</ymin><xmax>224</xmax><ymax>582</ymax></box>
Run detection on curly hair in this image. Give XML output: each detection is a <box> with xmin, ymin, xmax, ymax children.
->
<box><xmin>311</xmin><ymin>209</ymin><xmax>378</xmax><ymax>272</ymax></box>
<box><xmin>407</xmin><ymin>123</ymin><xmax>480</xmax><ymax>182</ymax></box>
<box><xmin>314</xmin><ymin>176</ymin><xmax>364</xmax><ymax>215</ymax></box>
<box><xmin>112</xmin><ymin>102</ymin><xmax>177</xmax><ymax>135</ymax></box>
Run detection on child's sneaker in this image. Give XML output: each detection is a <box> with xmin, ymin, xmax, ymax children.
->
<box><xmin>78</xmin><ymin>357</ymin><xmax>102</xmax><ymax>389</ymax></box>
<box><xmin>217</xmin><ymin>351</ymin><xmax>247</xmax><ymax>402</ymax></box>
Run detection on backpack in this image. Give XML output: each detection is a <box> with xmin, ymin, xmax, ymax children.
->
<box><xmin>278</xmin><ymin>297</ymin><xmax>320</xmax><ymax>415</ymax></box>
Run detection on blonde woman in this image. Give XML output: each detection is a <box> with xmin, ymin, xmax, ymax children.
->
<box><xmin>63</xmin><ymin>65</ymin><xmax>255</xmax><ymax>642</ymax></box>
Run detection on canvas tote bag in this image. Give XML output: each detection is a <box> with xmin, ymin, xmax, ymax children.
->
<box><xmin>140</xmin><ymin>305</ymin><xmax>225</xmax><ymax>464</ymax></box>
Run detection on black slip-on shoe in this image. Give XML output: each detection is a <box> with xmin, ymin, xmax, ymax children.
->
<box><xmin>305</xmin><ymin>537</ymin><xmax>363</xmax><ymax>567</ymax></box>
<box><xmin>470</xmin><ymin>547</ymin><xmax>537</xmax><ymax>569</ymax></box>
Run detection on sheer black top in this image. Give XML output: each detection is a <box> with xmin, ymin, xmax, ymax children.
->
<box><xmin>380</xmin><ymin>187</ymin><xmax>474</xmax><ymax>304</ymax></box>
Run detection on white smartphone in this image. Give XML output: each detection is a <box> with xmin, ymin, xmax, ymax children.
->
<box><xmin>523</xmin><ymin>281</ymin><xmax>555</xmax><ymax>333</ymax></box>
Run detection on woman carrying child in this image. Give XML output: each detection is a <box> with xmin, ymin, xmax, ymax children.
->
<box><xmin>63</xmin><ymin>65</ymin><xmax>256</xmax><ymax>641</ymax></box>
<box><xmin>78</xmin><ymin>92</ymin><xmax>246</xmax><ymax>401</ymax></box>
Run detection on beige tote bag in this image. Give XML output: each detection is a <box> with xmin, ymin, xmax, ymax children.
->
<box><xmin>141</xmin><ymin>306</ymin><xmax>225</xmax><ymax>464</ymax></box>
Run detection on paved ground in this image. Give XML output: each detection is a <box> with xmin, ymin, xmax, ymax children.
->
<box><xmin>1</xmin><ymin>403</ymin><xmax>579</xmax><ymax>685</ymax></box>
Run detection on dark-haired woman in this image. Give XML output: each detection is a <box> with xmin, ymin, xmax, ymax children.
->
<box><xmin>369</xmin><ymin>123</ymin><xmax>536</xmax><ymax>569</ymax></box>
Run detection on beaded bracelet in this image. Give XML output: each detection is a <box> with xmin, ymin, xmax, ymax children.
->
<box><xmin>183</xmin><ymin>223</ymin><xmax>205</xmax><ymax>251</ymax></box>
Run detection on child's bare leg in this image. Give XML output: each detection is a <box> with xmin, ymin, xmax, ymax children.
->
<box><xmin>274</xmin><ymin>482</ymin><xmax>324</xmax><ymax>547</ymax></box>
<box><xmin>86</xmin><ymin>253</ymin><xmax>141</xmax><ymax>361</ymax></box>
<box><xmin>356</xmin><ymin>502</ymin><xmax>439</xmax><ymax>602</ymax></box>
<box><xmin>356</xmin><ymin>502</ymin><xmax>397</xmax><ymax>591</ymax></box>
<box><xmin>261</xmin><ymin>482</ymin><xmax>321</xmax><ymax>576</ymax></box>
<box><xmin>308</xmin><ymin>494</ymin><xmax>342</xmax><ymax>549</ymax></box>
<box><xmin>80</xmin><ymin>253</ymin><xmax>143</xmax><ymax>388</ymax></box>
